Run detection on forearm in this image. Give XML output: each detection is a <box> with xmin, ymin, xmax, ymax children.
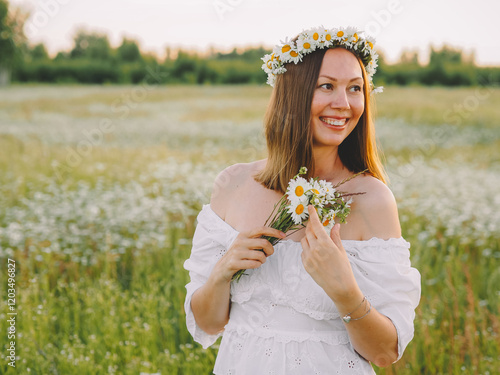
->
<box><xmin>190</xmin><ymin>274</ymin><xmax>231</xmax><ymax>335</ymax></box>
<box><xmin>333</xmin><ymin>290</ymin><xmax>399</xmax><ymax>367</ymax></box>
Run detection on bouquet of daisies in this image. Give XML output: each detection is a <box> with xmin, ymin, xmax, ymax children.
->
<box><xmin>232</xmin><ymin>167</ymin><xmax>365</xmax><ymax>281</ymax></box>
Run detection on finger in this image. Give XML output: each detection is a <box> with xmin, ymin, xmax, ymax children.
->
<box><xmin>305</xmin><ymin>207</ymin><xmax>320</xmax><ymax>243</ymax></box>
<box><xmin>330</xmin><ymin>223</ymin><xmax>342</xmax><ymax>248</ymax></box>
<box><xmin>307</xmin><ymin>205</ymin><xmax>323</xmax><ymax>232</ymax></box>
<box><xmin>242</xmin><ymin>250</ymin><xmax>267</xmax><ymax>264</ymax></box>
<box><xmin>240</xmin><ymin>237</ymin><xmax>275</xmax><ymax>255</ymax></box>
<box><xmin>225</xmin><ymin>256</ymin><xmax>264</xmax><ymax>276</ymax></box>
<box><xmin>253</xmin><ymin>238</ymin><xmax>275</xmax><ymax>257</ymax></box>
<box><xmin>238</xmin><ymin>247</ymin><xmax>267</xmax><ymax>263</ymax></box>
<box><xmin>300</xmin><ymin>235</ymin><xmax>309</xmax><ymax>252</ymax></box>
<box><xmin>248</xmin><ymin>226</ymin><xmax>286</xmax><ymax>240</ymax></box>
<box><xmin>239</xmin><ymin>260</ymin><xmax>266</xmax><ymax>270</ymax></box>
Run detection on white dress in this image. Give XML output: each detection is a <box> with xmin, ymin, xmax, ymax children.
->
<box><xmin>184</xmin><ymin>204</ymin><xmax>421</xmax><ymax>374</ymax></box>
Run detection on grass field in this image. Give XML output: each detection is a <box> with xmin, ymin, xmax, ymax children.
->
<box><xmin>0</xmin><ymin>84</ymin><xmax>499</xmax><ymax>374</ymax></box>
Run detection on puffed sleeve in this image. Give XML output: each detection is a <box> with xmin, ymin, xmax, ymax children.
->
<box><xmin>183</xmin><ymin>204</ymin><xmax>239</xmax><ymax>349</ymax></box>
<box><xmin>343</xmin><ymin>238</ymin><xmax>421</xmax><ymax>361</ymax></box>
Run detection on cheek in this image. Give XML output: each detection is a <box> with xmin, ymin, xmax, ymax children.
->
<box><xmin>310</xmin><ymin>95</ymin><xmax>325</xmax><ymax>116</ymax></box>
<box><xmin>351</xmin><ymin>97</ymin><xmax>365</xmax><ymax>119</ymax></box>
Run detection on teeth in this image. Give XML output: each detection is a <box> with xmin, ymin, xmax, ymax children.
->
<box><xmin>321</xmin><ymin>117</ymin><xmax>347</xmax><ymax>126</ymax></box>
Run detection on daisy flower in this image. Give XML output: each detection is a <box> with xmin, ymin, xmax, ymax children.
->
<box><xmin>321</xmin><ymin>211</ymin><xmax>336</xmax><ymax>234</ymax></box>
<box><xmin>311</xmin><ymin>26</ymin><xmax>326</xmax><ymax>42</ymax></box>
<box><xmin>306</xmin><ymin>178</ymin><xmax>325</xmax><ymax>207</ymax></box>
<box><xmin>266</xmin><ymin>74</ymin><xmax>277</xmax><ymax>87</ymax></box>
<box><xmin>297</xmin><ymin>35</ymin><xmax>316</xmax><ymax>54</ymax></box>
<box><xmin>318</xmin><ymin>179</ymin><xmax>335</xmax><ymax>195</ymax></box>
<box><xmin>275</xmin><ymin>37</ymin><xmax>296</xmax><ymax>62</ymax></box>
<box><xmin>365</xmin><ymin>35</ymin><xmax>376</xmax><ymax>51</ymax></box>
<box><xmin>288</xmin><ymin>47</ymin><xmax>302</xmax><ymax>64</ymax></box>
<box><xmin>261</xmin><ymin>56</ymin><xmax>273</xmax><ymax>74</ymax></box>
<box><xmin>296</xmin><ymin>29</ymin><xmax>310</xmax><ymax>42</ymax></box>
<box><xmin>366</xmin><ymin>60</ymin><xmax>377</xmax><ymax>77</ymax></box>
<box><xmin>344</xmin><ymin>26</ymin><xmax>358</xmax><ymax>43</ymax></box>
<box><xmin>287</xmin><ymin>199</ymin><xmax>309</xmax><ymax>225</ymax></box>
<box><xmin>308</xmin><ymin>178</ymin><xmax>321</xmax><ymax>193</ymax></box>
<box><xmin>333</xmin><ymin>27</ymin><xmax>346</xmax><ymax>42</ymax></box>
<box><xmin>261</xmin><ymin>53</ymin><xmax>280</xmax><ymax>74</ymax></box>
<box><xmin>323</xmin><ymin>28</ymin><xmax>335</xmax><ymax>47</ymax></box>
<box><xmin>286</xmin><ymin>177</ymin><xmax>311</xmax><ymax>203</ymax></box>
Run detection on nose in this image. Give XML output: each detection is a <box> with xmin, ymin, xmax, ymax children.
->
<box><xmin>329</xmin><ymin>87</ymin><xmax>350</xmax><ymax>110</ymax></box>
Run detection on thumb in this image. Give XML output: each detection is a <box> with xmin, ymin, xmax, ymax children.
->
<box><xmin>330</xmin><ymin>223</ymin><xmax>342</xmax><ymax>248</ymax></box>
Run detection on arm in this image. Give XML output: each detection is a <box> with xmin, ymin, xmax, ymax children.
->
<box><xmin>190</xmin><ymin>226</ymin><xmax>285</xmax><ymax>334</ymax></box>
<box><xmin>189</xmin><ymin>166</ymin><xmax>286</xmax><ymax>335</ymax></box>
<box><xmin>301</xmin><ymin>183</ymin><xmax>403</xmax><ymax>367</ymax></box>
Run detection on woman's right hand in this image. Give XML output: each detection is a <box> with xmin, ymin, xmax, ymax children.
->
<box><xmin>213</xmin><ymin>226</ymin><xmax>286</xmax><ymax>283</ymax></box>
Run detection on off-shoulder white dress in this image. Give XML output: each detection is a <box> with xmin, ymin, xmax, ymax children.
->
<box><xmin>184</xmin><ymin>204</ymin><xmax>421</xmax><ymax>375</ymax></box>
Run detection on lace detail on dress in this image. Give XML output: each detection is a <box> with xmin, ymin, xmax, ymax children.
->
<box><xmin>215</xmin><ymin>328</ymin><xmax>375</xmax><ymax>375</ymax></box>
<box><xmin>224</xmin><ymin>324</ymin><xmax>350</xmax><ymax>345</ymax></box>
<box><xmin>213</xmin><ymin>241</ymin><xmax>227</xmax><ymax>261</ymax></box>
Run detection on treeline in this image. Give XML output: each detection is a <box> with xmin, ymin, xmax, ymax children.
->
<box><xmin>8</xmin><ymin>30</ymin><xmax>500</xmax><ymax>86</ymax></box>
<box><xmin>12</xmin><ymin>31</ymin><xmax>269</xmax><ymax>84</ymax></box>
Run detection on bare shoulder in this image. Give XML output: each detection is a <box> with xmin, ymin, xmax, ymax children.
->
<box><xmin>351</xmin><ymin>174</ymin><xmax>401</xmax><ymax>240</ymax></box>
<box><xmin>209</xmin><ymin>160</ymin><xmax>266</xmax><ymax>220</ymax></box>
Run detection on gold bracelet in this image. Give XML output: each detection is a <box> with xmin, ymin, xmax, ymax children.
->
<box><xmin>342</xmin><ymin>297</ymin><xmax>371</xmax><ymax>323</ymax></box>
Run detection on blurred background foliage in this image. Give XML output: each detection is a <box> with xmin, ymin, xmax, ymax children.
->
<box><xmin>0</xmin><ymin>0</ymin><xmax>499</xmax><ymax>86</ymax></box>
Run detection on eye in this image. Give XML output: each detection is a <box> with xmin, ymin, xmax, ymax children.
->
<box><xmin>349</xmin><ymin>85</ymin><xmax>362</xmax><ymax>92</ymax></box>
<box><xmin>319</xmin><ymin>83</ymin><xmax>333</xmax><ymax>90</ymax></box>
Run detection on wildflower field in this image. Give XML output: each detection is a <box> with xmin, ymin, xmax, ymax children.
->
<box><xmin>0</xmin><ymin>84</ymin><xmax>498</xmax><ymax>374</ymax></box>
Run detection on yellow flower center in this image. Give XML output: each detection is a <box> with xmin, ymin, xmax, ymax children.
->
<box><xmin>267</xmin><ymin>60</ymin><xmax>273</xmax><ymax>69</ymax></box>
<box><xmin>282</xmin><ymin>45</ymin><xmax>291</xmax><ymax>53</ymax></box>
<box><xmin>290</xmin><ymin>51</ymin><xmax>299</xmax><ymax>57</ymax></box>
<box><xmin>353</xmin><ymin>33</ymin><xmax>359</xmax><ymax>42</ymax></box>
<box><xmin>323</xmin><ymin>219</ymin><xmax>330</xmax><ymax>226</ymax></box>
<box><xmin>337</xmin><ymin>31</ymin><xmax>344</xmax><ymax>37</ymax></box>
<box><xmin>295</xmin><ymin>186</ymin><xmax>304</xmax><ymax>196</ymax></box>
<box><xmin>313</xmin><ymin>32</ymin><xmax>319</xmax><ymax>40</ymax></box>
<box><xmin>368</xmin><ymin>41</ymin><xmax>373</xmax><ymax>49</ymax></box>
<box><xmin>303</xmin><ymin>42</ymin><xmax>311</xmax><ymax>49</ymax></box>
<box><xmin>325</xmin><ymin>34</ymin><xmax>332</xmax><ymax>41</ymax></box>
<box><xmin>312</xmin><ymin>189</ymin><xmax>319</xmax><ymax>195</ymax></box>
<box><xmin>295</xmin><ymin>204</ymin><xmax>304</xmax><ymax>215</ymax></box>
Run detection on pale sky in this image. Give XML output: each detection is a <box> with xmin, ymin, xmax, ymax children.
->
<box><xmin>10</xmin><ymin>0</ymin><xmax>500</xmax><ymax>65</ymax></box>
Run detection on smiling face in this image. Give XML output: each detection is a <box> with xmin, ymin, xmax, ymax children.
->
<box><xmin>310</xmin><ymin>48</ymin><xmax>365</xmax><ymax>149</ymax></box>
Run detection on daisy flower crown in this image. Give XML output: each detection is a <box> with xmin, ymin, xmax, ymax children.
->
<box><xmin>261</xmin><ymin>26</ymin><xmax>382</xmax><ymax>92</ymax></box>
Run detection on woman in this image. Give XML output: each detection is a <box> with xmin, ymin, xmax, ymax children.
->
<box><xmin>184</xmin><ymin>27</ymin><xmax>421</xmax><ymax>374</ymax></box>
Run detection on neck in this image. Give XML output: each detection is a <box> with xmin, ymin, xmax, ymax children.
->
<box><xmin>312</xmin><ymin>145</ymin><xmax>349</xmax><ymax>182</ymax></box>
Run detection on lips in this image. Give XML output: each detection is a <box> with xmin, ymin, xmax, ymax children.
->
<box><xmin>320</xmin><ymin>117</ymin><xmax>348</xmax><ymax>126</ymax></box>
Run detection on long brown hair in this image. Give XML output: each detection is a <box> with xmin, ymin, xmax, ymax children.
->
<box><xmin>254</xmin><ymin>47</ymin><xmax>387</xmax><ymax>194</ymax></box>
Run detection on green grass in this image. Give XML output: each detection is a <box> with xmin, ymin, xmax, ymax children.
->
<box><xmin>0</xmin><ymin>85</ymin><xmax>499</xmax><ymax>374</ymax></box>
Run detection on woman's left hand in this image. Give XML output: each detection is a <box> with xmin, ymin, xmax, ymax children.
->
<box><xmin>301</xmin><ymin>205</ymin><xmax>360</xmax><ymax>303</ymax></box>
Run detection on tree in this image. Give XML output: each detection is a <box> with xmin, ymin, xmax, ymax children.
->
<box><xmin>30</xmin><ymin>43</ymin><xmax>49</xmax><ymax>60</ymax></box>
<box><xmin>399</xmin><ymin>49</ymin><xmax>420</xmax><ymax>65</ymax></box>
<box><xmin>70</xmin><ymin>29</ymin><xmax>113</xmax><ymax>61</ymax></box>
<box><xmin>117</xmin><ymin>38</ymin><xmax>142</xmax><ymax>63</ymax></box>
<box><xmin>0</xmin><ymin>0</ymin><xmax>28</xmax><ymax>85</ymax></box>
<box><xmin>429</xmin><ymin>45</ymin><xmax>464</xmax><ymax>66</ymax></box>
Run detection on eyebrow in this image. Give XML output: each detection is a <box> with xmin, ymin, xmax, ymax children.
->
<box><xmin>318</xmin><ymin>75</ymin><xmax>363</xmax><ymax>82</ymax></box>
